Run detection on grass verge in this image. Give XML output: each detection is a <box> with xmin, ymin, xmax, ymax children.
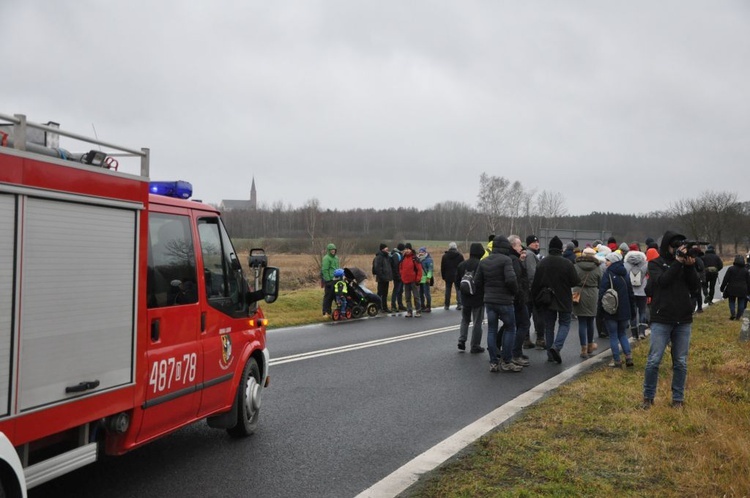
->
<box><xmin>404</xmin><ymin>304</ymin><xmax>750</xmax><ymax>497</ymax></box>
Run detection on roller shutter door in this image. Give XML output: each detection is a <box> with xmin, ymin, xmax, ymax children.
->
<box><xmin>0</xmin><ymin>194</ymin><xmax>14</xmax><ymax>416</ymax></box>
<box><xmin>19</xmin><ymin>197</ymin><xmax>137</xmax><ymax>411</ymax></box>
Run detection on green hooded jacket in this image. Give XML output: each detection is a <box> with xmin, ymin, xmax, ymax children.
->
<box><xmin>322</xmin><ymin>243</ymin><xmax>340</xmax><ymax>282</ymax></box>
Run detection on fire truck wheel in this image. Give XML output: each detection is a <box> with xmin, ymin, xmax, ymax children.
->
<box><xmin>366</xmin><ymin>303</ymin><xmax>379</xmax><ymax>317</ymax></box>
<box><xmin>227</xmin><ymin>357</ymin><xmax>261</xmax><ymax>438</ymax></box>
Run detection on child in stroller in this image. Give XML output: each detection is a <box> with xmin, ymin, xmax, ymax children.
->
<box><xmin>331</xmin><ymin>267</ymin><xmax>382</xmax><ymax>320</ymax></box>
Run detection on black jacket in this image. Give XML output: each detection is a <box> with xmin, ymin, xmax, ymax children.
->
<box><xmin>530</xmin><ymin>248</ymin><xmax>579</xmax><ymax>312</ymax></box>
<box><xmin>440</xmin><ymin>248</ymin><xmax>465</xmax><ymax>283</ymax></box>
<box><xmin>456</xmin><ymin>243</ymin><xmax>485</xmax><ymax>307</ymax></box>
<box><xmin>702</xmin><ymin>249</ymin><xmax>723</xmax><ymax>278</ymax></box>
<box><xmin>509</xmin><ymin>246</ymin><xmax>529</xmax><ymax>305</ymax></box>
<box><xmin>720</xmin><ymin>255</ymin><xmax>750</xmax><ymax>298</ymax></box>
<box><xmin>390</xmin><ymin>249</ymin><xmax>402</xmax><ymax>282</ymax></box>
<box><xmin>372</xmin><ymin>250</ymin><xmax>393</xmax><ymax>282</ymax></box>
<box><xmin>645</xmin><ymin>230</ymin><xmax>700</xmax><ymax>324</ymax></box>
<box><xmin>475</xmin><ymin>236</ymin><xmax>517</xmax><ymax>305</ymax></box>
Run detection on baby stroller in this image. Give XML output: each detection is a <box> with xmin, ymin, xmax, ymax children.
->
<box><xmin>332</xmin><ymin>267</ymin><xmax>381</xmax><ymax>321</ymax></box>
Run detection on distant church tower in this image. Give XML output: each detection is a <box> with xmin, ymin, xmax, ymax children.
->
<box><xmin>250</xmin><ymin>177</ymin><xmax>257</xmax><ymax>210</ymax></box>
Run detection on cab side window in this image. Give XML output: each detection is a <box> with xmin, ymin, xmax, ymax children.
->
<box><xmin>147</xmin><ymin>213</ymin><xmax>198</xmax><ymax>308</ymax></box>
<box><xmin>197</xmin><ymin>217</ymin><xmax>247</xmax><ymax>317</ymax></box>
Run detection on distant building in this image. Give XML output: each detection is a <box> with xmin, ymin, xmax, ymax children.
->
<box><xmin>220</xmin><ymin>177</ymin><xmax>257</xmax><ymax>211</ymax></box>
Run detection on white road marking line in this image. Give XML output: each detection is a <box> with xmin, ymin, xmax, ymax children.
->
<box><xmin>269</xmin><ymin>326</ymin><xmax>457</xmax><ymax>366</ymax></box>
<box><xmin>354</xmin><ymin>351</ymin><xmax>614</xmax><ymax>498</ymax></box>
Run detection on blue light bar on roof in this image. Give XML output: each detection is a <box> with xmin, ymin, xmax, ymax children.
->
<box><xmin>149</xmin><ymin>181</ymin><xmax>193</xmax><ymax>199</ymax></box>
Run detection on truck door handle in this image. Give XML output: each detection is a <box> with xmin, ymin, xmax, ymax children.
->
<box><xmin>151</xmin><ymin>318</ymin><xmax>160</xmax><ymax>341</ymax></box>
<box><xmin>65</xmin><ymin>380</ymin><xmax>100</xmax><ymax>393</ymax></box>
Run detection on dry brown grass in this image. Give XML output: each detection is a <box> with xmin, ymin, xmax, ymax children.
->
<box><xmin>407</xmin><ymin>305</ymin><xmax>750</xmax><ymax>497</ymax></box>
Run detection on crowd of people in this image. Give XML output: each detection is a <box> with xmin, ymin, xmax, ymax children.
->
<box><xmin>322</xmin><ymin>232</ymin><xmax>750</xmax><ymax>408</ymax></box>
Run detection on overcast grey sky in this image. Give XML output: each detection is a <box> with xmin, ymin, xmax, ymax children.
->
<box><xmin>3</xmin><ymin>1</ymin><xmax>749</xmax><ymax>215</ymax></box>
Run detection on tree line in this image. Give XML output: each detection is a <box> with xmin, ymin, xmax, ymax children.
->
<box><xmin>222</xmin><ymin>174</ymin><xmax>749</xmax><ymax>256</ymax></box>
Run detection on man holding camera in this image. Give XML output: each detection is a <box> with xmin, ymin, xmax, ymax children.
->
<box><xmin>642</xmin><ymin>231</ymin><xmax>701</xmax><ymax>409</ymax></box>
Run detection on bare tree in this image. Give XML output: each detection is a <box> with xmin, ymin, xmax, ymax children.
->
<box><xmin>670</xmin><ymin>190</ymin><xmax>741</xmax><ymax>253</ymax></box>
<box><xmin>536</xmin><ymin>190</ymin><xmax>568</xmax><ymax>229</ymax></box>
<box><xmin>303</xmin><ymin>198</ymin><xmax>321</xmax><ymax>252</ymax></box>
<box><xmin>477</xmin><ymin>172</ymin><xmax>510</xmax><ymax>235</ymax></box>
<box><xmin>505</xmin><ymin>180</ymin><xmax>528</xmax><ymax>235</ymax></box>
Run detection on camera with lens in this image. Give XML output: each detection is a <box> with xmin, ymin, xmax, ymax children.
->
<box><xmin>670</xmin><ymin>239</ymin><xmax>708</xmax><ymax>258</ymax></box>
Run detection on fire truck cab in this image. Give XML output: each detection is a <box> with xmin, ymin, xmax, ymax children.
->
<box><xmin>0</xmin><ymin>113</ymin><xmax>278</xmax><ymax>496</ymax></box>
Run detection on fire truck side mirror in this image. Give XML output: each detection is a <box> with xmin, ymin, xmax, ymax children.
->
<box><xmin>262</xmin><ymin>267</ymin><xmax>279</xmax><ymax>304</ymax></box>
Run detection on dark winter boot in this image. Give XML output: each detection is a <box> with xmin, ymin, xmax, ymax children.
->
<box><xmin>630</xmin><ymin>326</ymin><xmax>639</xmax><ymax>340</ymax></box>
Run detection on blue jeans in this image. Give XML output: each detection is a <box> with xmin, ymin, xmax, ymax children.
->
<box><xmin>486</xmin><ymin>303</ymin><xmax>516</xmax><ymax>364</ymax></box>
<box><xmin>543</xmin><ymin>309</ymin><xmax>572</xmax><ymax>356</ymax></box>
<box><xmin>643</xmin><ymin>322</ymin><xmax>692</xmax><ymax>402</ymax></box>
<box><xmin>419</xmin><ymin>282</ymin><xmax>431</xmax><ymax>309</ymax></box>
<box><xmin>728</xmin><ymin>296</ymin><xmax>748</xmax><ymax>318</ymax></box>
<box><xmin>578</xmin><ymin>316</ymin><xmax>595</xmax><ymax>346</ymax></box>
<box><xmin>391</xmin><ymin>281</ymin><xmax>404</xmax><ymax>309</ymax></box>
<box><xmin>605</xmin><ymin>318</ymin><xmax>631</xmax><ymax>362</ymax></box>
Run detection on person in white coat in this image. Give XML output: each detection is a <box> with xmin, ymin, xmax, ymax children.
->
<box><xmin>624</xmin><ymin>244</ymin><xmax>649</xmax><ymax>340</ymax></box>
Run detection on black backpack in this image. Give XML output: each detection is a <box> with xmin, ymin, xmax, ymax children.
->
<box><xmin>460</xmin><ymin>269</ymin><xmax>476</xmax><ymax>295</ymax></box>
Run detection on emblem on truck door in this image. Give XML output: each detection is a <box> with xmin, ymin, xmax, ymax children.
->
<box><xmin>220</xmin><ymin>334</ymin><xmax>234</xmax><ymax>370</ymax></box>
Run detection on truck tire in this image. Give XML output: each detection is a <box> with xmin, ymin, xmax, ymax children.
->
<box><xmin>227</xmin><ymin>357</ymin><xmax>261</xmax><ymax>438</ymax></box>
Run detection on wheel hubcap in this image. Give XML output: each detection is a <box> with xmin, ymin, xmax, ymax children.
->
<box><xmin>245</xmin><ymin>376</ymin><xmax>261</xmax><ymax>416</ymax></box>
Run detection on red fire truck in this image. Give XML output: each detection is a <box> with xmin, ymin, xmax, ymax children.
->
<box><xmin>0</xmin><ymin>113</ymin><xmax>279</xmax><ymax>496</ymax></box>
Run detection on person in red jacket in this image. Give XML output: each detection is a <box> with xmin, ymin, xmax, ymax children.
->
<box><xmin>399</xmin><ymin>243</ymin><xmax>423</xmax><ymax>317</ymax></box>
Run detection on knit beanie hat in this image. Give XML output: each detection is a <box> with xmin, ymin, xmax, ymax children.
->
<box><xmin>549</xmin><ymin>236</ymin><xmax>563</xmax><ymax>251</ymax></box>
<box><xmin>619</xmin><ymin>242</ymin><xmax>630</xmax><ymax>253</ymax></box>
<box><xmin>418</xmin><ymin>246</ymin><xmax>427</xmax><ymax>253</ymax></box>
<box><xmin>605</xmin><ymin>252</ymin><xmax>622</xmax><ymax>263</ymax></box>
<box><xmin>379</xmin><ymin>243</ymin><xmax>387</xmax><ymax>251</ymax></box>
<box><xmin>629</xmin><ymin>243</ymin><xmax>640</xmax><ymax>251</ymax></box>
<box><xmin>526</xmin><ymin>235</ymin><xmax>539</xmax><ymax>246</ymax></box>
<box><xmin>449</xmin><ymin>241</ymin><xmax>457</xmax><ymax>249</ymax></box>
<box><xmin>582</xmin><ymin>247</ymin><xmax>597</xmax><ymax>256</ymax></box>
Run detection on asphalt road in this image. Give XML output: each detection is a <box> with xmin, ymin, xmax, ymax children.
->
<box><xmin>29</xmin><ymin>276</ymin><xmax>726</xmax><ymax>498</ymax></box>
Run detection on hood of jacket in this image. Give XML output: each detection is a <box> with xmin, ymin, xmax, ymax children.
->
<box><xmin>659</xmin><ymin>230</ymin><xmax>685</xmax><ymax>261</ymax></box>
<box><xmin>575</xmin><ymin>256</ymin><xmax>600</xmax><ymax>271</ymax></box>
<box><xmin>492</xmin><ymin>236</ymin><xmax>511</xmax><ymax>255</ymax></box>
<box><xmin>607</xmin><ymin>259</ymin><xmax>627</xmax><ymax>277</ymax></box>
<box><xmin>624</xmin><ymin>250</ymin><xmax>647</xmax><ymax>267</ymax></box>
<box><xmin>326</xmin><ymin>243</ymin><xmax>336</xmax><ymax>251</ymax></box>
<box><xmin>469</xmin><ymin>242</ymin><xmax>484</xmax><ymax>259</ymax></box>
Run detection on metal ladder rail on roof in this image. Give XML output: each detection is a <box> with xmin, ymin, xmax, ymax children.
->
<box><xmin>0</xmin><ymin>112</ymin><xmax>150</xmax><ymax>178</ymax></box>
